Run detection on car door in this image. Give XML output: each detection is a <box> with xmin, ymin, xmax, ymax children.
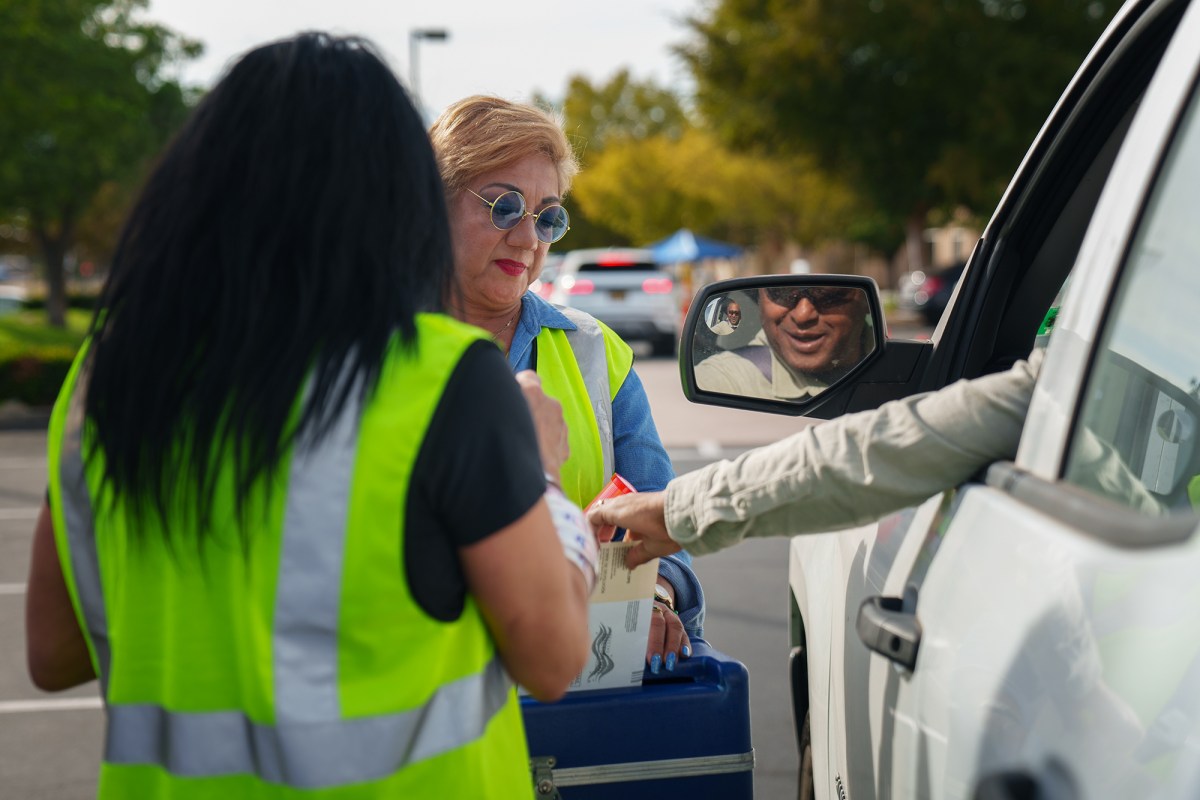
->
<box><xmin>882</xmin><ymin>4</ymin><xmax>1200</xmax><ymax>795</ymax></box>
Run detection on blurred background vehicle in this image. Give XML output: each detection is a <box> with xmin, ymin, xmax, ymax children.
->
<box><xmin>528</xmin><ymin>252</ymin><xmax>564</xmax><ymax>300</ymax></box>
<box><xmin>0</xmin><ymin>284</ymin><xmax>26</xmax><ymax>316</ymax></box>
<box><xmin>896</xmin><ymin>269</ymin><xmax>927</xmax><ymax>313</ymax></box>
<box><xmin>911</xmin><ymin>261</ymin><xmax>965</xmax><ymax>325</ymax></box>
<box><xmin>549</xmin><ymin>247</ymin><xmax>679</xmax><ymax>356</ymax></box>
<box><xmin>0</xmin><ymin>260</ymin><xmax>29</xmax><ymax>316</ymax></box>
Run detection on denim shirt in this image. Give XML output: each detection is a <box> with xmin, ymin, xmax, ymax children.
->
<box><xmin>509</xmin><ymin>292</ymin><xmax>705</xmax><ymax>637</ymax></box>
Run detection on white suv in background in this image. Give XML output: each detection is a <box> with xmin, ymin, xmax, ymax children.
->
<box><xmin>549</xmin><ymin>247</ymin><xmax>679</xmax><ymax>356</ymax></box>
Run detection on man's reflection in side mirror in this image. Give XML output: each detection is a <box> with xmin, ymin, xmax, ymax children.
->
<box><xmin>704</xmin><ymin>296</ymin><xmax>743</xmax><ymax>335</ymax></box>
<box><xmin>694</xmin><ymin>286</ymin><xmax>876</xmax><ymax>402</ymax></box>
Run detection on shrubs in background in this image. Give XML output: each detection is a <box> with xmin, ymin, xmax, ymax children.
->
<box><xmin>19</xmin><ymin>294</ymin><xmax>100</xmax><ymax>312</ymax></box>
<box><xmin>0</xmin><ymin>308</ymin><xmax>89</xmax><ymax>407</ymax></box>
<box><xmin>0</xmin><ymin>346</ymin><xmax>77</xmax><ymax>406</ymax></box>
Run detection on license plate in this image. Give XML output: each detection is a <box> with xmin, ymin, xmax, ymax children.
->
<box><xmin>609</xmin><ymin>290</ymin><xmax>626</xmax><ymax>301</ymax></box>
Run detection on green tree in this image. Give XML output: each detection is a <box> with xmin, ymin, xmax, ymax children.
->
<box><xmin>680</xmin><ymin>0</ymin><xmax>1115</xmax><ymax>265</ymax></box>
<box><xmin>0</xmin><ymin>0</ymin><xmax>199</xmax><ymax>325</ymax></box>
<box><xmin>557</xmin><ymin>69</ymin><xmax>689</xmax><ymax>157</ymax></box>
<box><xmin>74</xmin><ymin>179</ymin><xmax>138</xmax><ymax>273</ymax></box>
<box><xmin>572</xmin><ymin>127</ymin><xmax>861</xmax><ymax>252</ymax></box>
<box><xmin>536</xmin><ymin>70</ymin><xmax>691</xmax><ymax>248</ymax></box>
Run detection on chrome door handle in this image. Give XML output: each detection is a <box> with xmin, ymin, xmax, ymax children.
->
<box><xmin>856</xmin><ymin>595</ymin><xmax>921</xmax><ymax>670</ymax></box>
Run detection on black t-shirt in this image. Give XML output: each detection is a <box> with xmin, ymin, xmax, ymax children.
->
<box><xmin>405</xmin><ymin>340</ymin><xmax>547</xmax><ymax>620</ymax></box>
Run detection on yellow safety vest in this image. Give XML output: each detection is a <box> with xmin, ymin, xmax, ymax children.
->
<box><xmin>47</xmin><ymin>314</ymin><xmax>531</xmax><ymax>799</ymax></box>
<box><xmin>534</xmin><ymin>307</ymin><xmax>634</xmax><ymax>507</ymax></box>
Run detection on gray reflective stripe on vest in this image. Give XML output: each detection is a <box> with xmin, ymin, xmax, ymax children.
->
<box><xmin>103</xmin><ymin>658</ymin><xmax>512</xmax><ymax>788</ymax></box>
<box><xmin>559</xmin><ymin>306</ymin><xmax>614</xmax><ymax>481</ymax></box>
<box><xmin>274</xmin><ymin>379</ymin><xmax>362</xmax><ymax>724</ymax></box>
<box><xmin>58</xmin><ymin>372</ymin><xmax>112</xmax><ymax>695</ymax></box>
<box><xmin>57</xmin><ymin>373</ymin><xmax>514</xmax><ymax>788</ymax></box>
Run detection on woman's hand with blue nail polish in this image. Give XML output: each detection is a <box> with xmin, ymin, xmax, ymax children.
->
<box><xmin>645</xmin><ymin>577</ymin><xmax>690</xmax><ymax>675</ymax></box>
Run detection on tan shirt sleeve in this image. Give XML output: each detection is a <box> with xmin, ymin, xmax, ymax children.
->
<box><xmin>664</xmin><ymin>351</ymin><xmax>1041</xmax><ymax>554</ymax></box>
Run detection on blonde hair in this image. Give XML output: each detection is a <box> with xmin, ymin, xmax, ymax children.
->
<box><xmin>429</xmin><ymin>95</ymin><xmax>579</xmax><ymax>197</ymax></box>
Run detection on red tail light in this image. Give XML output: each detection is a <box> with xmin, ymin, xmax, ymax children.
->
<box><xmin>641</xmin><ymin>277</ymin><xmax>673</xmax><ymax>294</ymax></box>
<box><xmin>563</xmin><ymin>277</ymin><xmax>594</xmax><ymax>295</ymax></box>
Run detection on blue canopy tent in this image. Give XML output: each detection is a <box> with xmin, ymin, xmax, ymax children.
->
<box><xmin>648</xmin><ymin>229</ymin><xmax>743</xmax><ymax>263</ymax></box>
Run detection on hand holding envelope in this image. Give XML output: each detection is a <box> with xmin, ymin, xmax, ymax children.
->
<box><xmin>534</xmin><ymin>474</ymin><xmax>662</xmax><ymax>693</ymax></box>
<box><xmin>588</xmin><ymin>490</ymin><xmax>680</xmax><ymax>570</ymax></box>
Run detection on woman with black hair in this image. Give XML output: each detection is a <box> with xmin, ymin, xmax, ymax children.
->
<box><xmin>25</xmin><ymin>32</ymin><xmax>593</xmax><ymax>798</ymax></box>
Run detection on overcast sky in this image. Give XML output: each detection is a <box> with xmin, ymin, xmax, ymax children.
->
<box><xmin>145</xmin><ymin>0</ymin><xmax>702</xmax><ymax>118</ymax></box>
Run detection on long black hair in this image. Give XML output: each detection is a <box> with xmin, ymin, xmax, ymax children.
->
<box><xmin>84</xmin><ymin>32</ymin><xmax>452</xmax><ymax>533</ymax></box>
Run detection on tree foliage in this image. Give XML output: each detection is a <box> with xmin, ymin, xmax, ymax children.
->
<box><xmin>534</xmin><ymin>70</ymin><xmax>692</xmax><ymax>248</ymax></box>
<box><xmin>0</xmin><ymin>0</ymin><xmax>198</xmax><ymax>324</ymax></box>
<box><xmin>546</xmin><ymin>69</ymin><xmax>863</xmax><ymax>253</ymax></box>
<box><xmin>680</xmin><ymin>0</ymin><xmax>1116</xmax><ymax>256</ymax></box>
<box><xmin>557</xmin><ymin>68</ymin><xmax>690</xmax><ymax>159</ymax></box>
<box><xmin>572</xmin><ymin>126</ymin><xmax>861</xmax><ymax>252</ymax></box>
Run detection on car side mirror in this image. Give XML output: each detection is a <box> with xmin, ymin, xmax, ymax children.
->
<box><xmin>681</xmin><ymin>275</ymin><xmax>886</xmax><ymax>416</ymax></box>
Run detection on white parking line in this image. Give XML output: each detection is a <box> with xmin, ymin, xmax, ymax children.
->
<box><xmin>0</xmin><ymin>583</ymin><xmax>27</xmax><ymax>595</ymax></box>
<box><xmin>0</xmin><ymin>507</ymin><xmax>39</xmax><ymax>521</ymax></box>
<box><xmin>0</xmin><ymin>697</ymin><xmax>102</xmax><ymax>714</ymax></box>
<box><xmin>0</xmin><ymin>458</ymin><xmax>45</xmax><ymax>470</ymax></box>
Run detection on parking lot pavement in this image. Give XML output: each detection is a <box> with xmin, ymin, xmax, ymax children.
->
<box><xmin>0</xmin><ymin>401</ymin><xmax>51</xmax><ymax>432</ymax></box>
<box><xmin>1</xmin><ymin>428</ymin><xmax>103</xmax><ymax>798</ymax></box>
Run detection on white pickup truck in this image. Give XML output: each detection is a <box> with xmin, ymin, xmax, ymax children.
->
<box><xmin>678</xmin><ymin>0</ymin><xmax>1200</xmax><ymax>796</ymax></box>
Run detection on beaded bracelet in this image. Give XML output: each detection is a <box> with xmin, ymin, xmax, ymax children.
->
<box><xmin>544</xmin><ymin>481</ymin><xmax>598</xmax><ymax>594</ymax></box>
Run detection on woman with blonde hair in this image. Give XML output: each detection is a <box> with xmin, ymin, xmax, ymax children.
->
<box><xmin>430</xmin><ymin>96</ymin><xmax>704</xmax><ymax>673</ymax></box>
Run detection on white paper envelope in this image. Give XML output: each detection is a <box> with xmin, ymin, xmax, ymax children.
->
<box><xmin>568</xmin><ymin>541</ymin><xmax>659</xmax><ymax>692</ymax></box>
<box><xmin>517</xmin><ymin>541</ymin><xmax>659</xmax><ymax>695</ymax></box>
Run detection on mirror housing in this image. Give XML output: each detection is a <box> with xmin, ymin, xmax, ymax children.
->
<box><xmin>680</xmin><ymin>275</ymin><xmax>933</xmax><ymax>419</ymax></box>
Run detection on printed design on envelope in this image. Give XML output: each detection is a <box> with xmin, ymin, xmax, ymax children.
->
<box><xmin>587</xmin><ymin>623</ymin><xmax>615</xmax><ymax>682</ymax></box>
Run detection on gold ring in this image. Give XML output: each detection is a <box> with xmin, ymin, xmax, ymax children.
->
<box><xmin>652</xmin><ymin>605</ymin><xmax>664</xmax><ymax>615</ymax></box>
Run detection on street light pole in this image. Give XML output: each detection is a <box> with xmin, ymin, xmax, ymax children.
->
<box><xmin>409</xmin><ymin>28</ymin><xmax>449</xmax><ymax>119</ymax></box>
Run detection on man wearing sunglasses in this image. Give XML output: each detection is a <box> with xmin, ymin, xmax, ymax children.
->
<box><xmin>708</xmin><ymin>299</ymin><xmax>742</xmax><ymax>335</ymax></box>
<box><xmin>696</xmin><ymin>286</ymin><xmax>876</xmax><ymax>401</ymax></box>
